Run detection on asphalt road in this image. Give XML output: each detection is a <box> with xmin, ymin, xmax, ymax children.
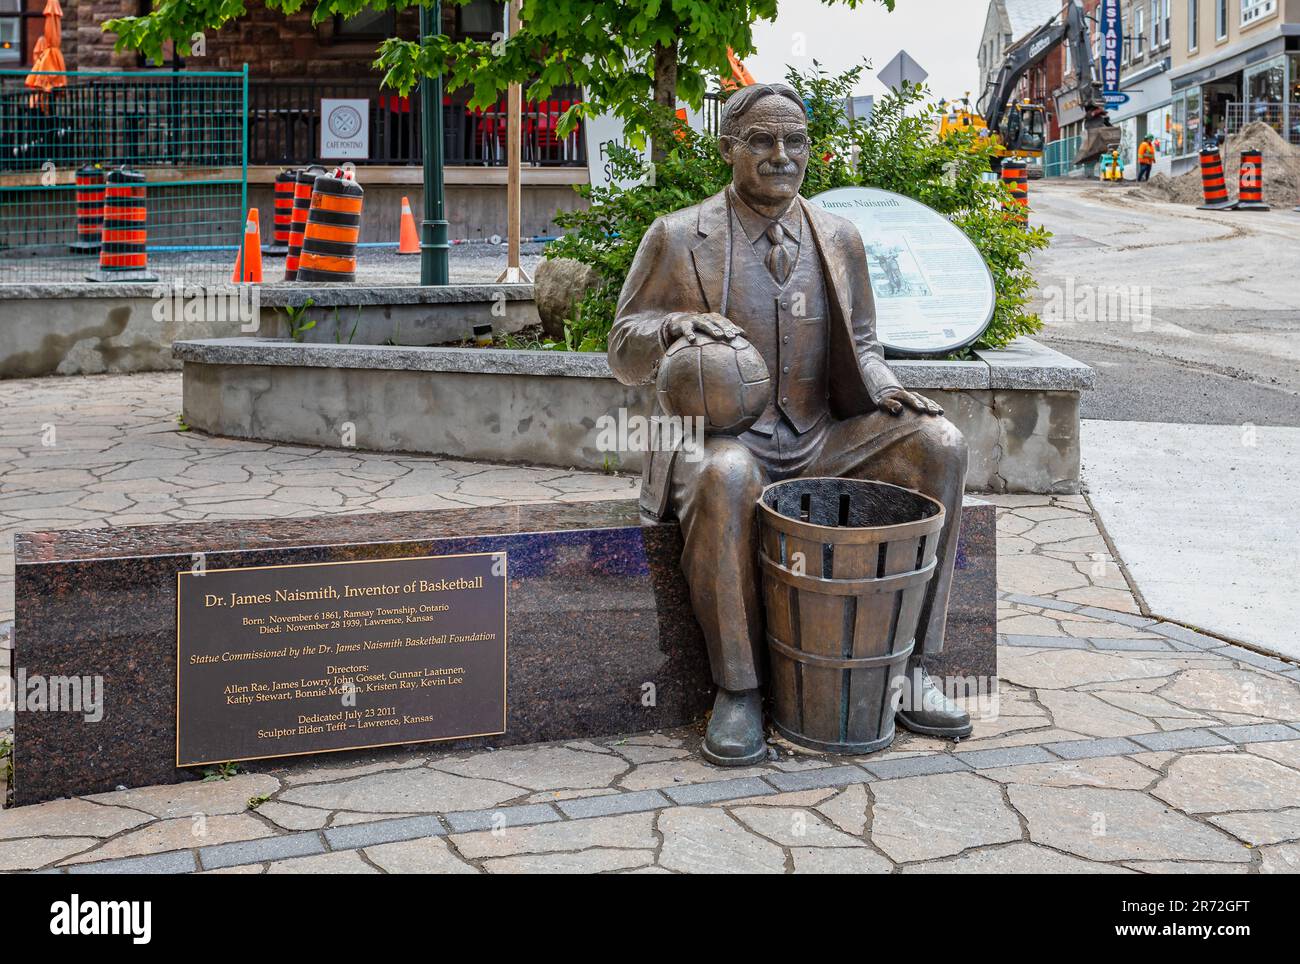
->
<box><xmin>1028</xmin><ymin>180</ymin><xmax>1300</xmax><ymax>426</ymax></box>
<box><xmin>1043</xmin><ymin>338</ymin><xmax>1300</xmax><ymax>426</ymax></box>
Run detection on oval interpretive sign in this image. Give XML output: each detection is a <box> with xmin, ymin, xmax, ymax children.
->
<box><xmin>808</xmin><ymin>186</ymin><xmax>996</xmax><ymax>357</ymax></box>
<box><xmin>176</xmin><ymin>552</ymin><xmax>507</xmax><ymax>766</ymax></box>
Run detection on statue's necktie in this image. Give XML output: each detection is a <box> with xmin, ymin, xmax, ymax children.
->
<box><xmin>765</xmin><ymin>221</ymin><xmax>791</xmax><ymax>284</ymax></box>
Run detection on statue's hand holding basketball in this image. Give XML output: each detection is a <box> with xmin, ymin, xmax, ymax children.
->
<box><xmin>657</xmin><ymin>316</ymin><xmax>771</xmax><ymax>437</ymax></box>
<box><xmin>661</xmin><ymin>312</ymin><xmax>746</xmax><ymax>346</ymax></box>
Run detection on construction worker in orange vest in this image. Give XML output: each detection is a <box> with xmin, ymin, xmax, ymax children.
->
<box><xmin>1137</xmin><ymin>135</ymin><xmax>1156</xmax><ymax>182</ymax></box>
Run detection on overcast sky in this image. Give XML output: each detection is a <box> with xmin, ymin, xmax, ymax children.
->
<box><xmin>746</xmin><ymin>0</ymin><xmax>988</xmax><ymax>103</ymax></box>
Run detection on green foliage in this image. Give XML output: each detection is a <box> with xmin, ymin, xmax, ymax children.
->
<box><xmin>551</xmin><ymin>62</ymin><xmax>1049</xmax><ymax>354</ymax></box>
<box><xmin>247</xmin><ymin>793</ymin><xmax>271</xmax><ymax>810</ymax></box>
<box><xmin>332</xmin><ymin>307</ymin><xmax>363</xmax><ymax>345</ymax></box>
<box><xmin>202</xmin><ymin>762</ymin><xmax>243</xmax><ymax>782</ymax></box>
<box><xmin>282</xmin><ymin>298</ymin><xmax>319</xmax><ymax>343</ymax></box>
<box><xmin>106</xmin><ymin>2</ymin><xmax>892</xmax><ymax>142</ymax></box>
<box><xmin>548</xmin><ymin>104</ymin><xmax>731</xmax><ymax>351</ymax></box>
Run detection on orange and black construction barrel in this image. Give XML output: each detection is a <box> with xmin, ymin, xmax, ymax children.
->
<box><xmin>1235</xmin><ymin>149</ymin><xmax>1270</xmax><ymax>211</ymax></box>
<box><xmin>296</xmin><ymin>169</ymin><xmax>364</xmax><ymax>283</ymax></box>
<box><xmin>71</xmin><ymin>164</ymin><xmax>105</xmax><ymax>254</ymax></box>
<box><xmin>1000</xmin><ymin>161</ymin><xmax>1029</xmax><ymax>225</ymax></box>
<box><xmin>264</xmin><ymin>168</ymin><xmax>297</xmax><ymax>256</ymax></box>
<box><xmin>1196</xmin><ymin>148</ymin><xmax>1235</xmax><ymax>210</ymax></box>
<box><xmin>87</xmin><ymin>166</ymin><xmax>156</xmax><ymax>281</ymax></box>
<box><xmin>285</xmin><ymin>165</ymin><xmax>327</xmax><ymax>281</ymax></box>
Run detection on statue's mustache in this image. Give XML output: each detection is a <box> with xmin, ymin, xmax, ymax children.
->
<box><xmin>758</xmin><ymin>161</ymin><xmax>799</xmax><ymax>176</ymax></box>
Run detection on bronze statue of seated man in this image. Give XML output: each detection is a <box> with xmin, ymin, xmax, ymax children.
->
<box><xmin>609</xmin><ymin>83</ymin><xmax>971</xmax><ymax>765</ymax></box>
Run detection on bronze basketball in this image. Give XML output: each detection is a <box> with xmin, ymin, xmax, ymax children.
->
<box><xmin>656</xmin><ymin>333</ymin><xmax>772</xmax><ymax>436</ymax></box>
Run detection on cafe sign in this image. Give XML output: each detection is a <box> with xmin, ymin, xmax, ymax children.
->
<box><xmin>321</xmin><ymin>98</ymin><xmax>370</xmax><ymax>160</ymax></box>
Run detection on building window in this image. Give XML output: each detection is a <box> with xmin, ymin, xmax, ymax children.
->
<box><xmin>456</xmin><ymin>0</ymin><xmax>503</xmax><ymax>37</ymax></box>
<box><xmin>1135</xmin><ymin>7</ymin><xmax>1145</xmax><ymax>56</ymax></box>
<box><xmin>1217</xmin><ymin>0</ymin><xmax>1229</xmax><ymax>38</ymax></box>
<box><xmin>0</xmin><ymin>0</ymin><xmax>22</xmax><ymax>63</ymax></box>
<box><xmin>1149</xmin><ymin>1</ymin><xmax>1161</xmax><ymax>47</ymax></box>
<box><xmin>1188</xmin><ymin>0</ymin><xmax>1198</xmax><ymax>50</ymax></box>
<box><xmin>335</xmin><ymin>9</ymin><xmax>397</xmax><ymax>40</ymax></box>
<box><xmin>1161</xmin><ymin>0</ymin><xmax>1170</xmax><ymax>46</ymax></box>
<box><xmin>1240</xmin><ymin>0</ymin><xmax>1276</xmax><ymax>26</ymax></box>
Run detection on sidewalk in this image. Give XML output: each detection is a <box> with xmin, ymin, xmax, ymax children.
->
<box><xmin>2</xmin><ymin>373</ymin><xmax>1300</xmax><ymax>873</ymax></box>
<box><xmin>1081</xmin><ymin>419</ymin><xmax>1300</xmax><ymax>662</ymax></box>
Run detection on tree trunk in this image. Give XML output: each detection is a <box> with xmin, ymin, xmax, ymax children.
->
<box><xmin>651</xmin><ymin>39</ymin><xmax>678</xmax><ymax>164</ymax></box>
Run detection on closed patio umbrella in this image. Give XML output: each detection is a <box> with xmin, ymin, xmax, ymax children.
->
<box><xmin>25</xmin><ymin>0</ymin><xmax>67</xmax><ymax>108</ymax></box>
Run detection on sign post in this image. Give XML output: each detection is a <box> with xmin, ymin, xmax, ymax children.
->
<box><xmin>418</xmin><ymin>1</ymin><xmax>450</xmax><ymax>286</ymax></box>
<box><xmin>496</xmin><ymin>0</ymin><xmax>530</xmax><ymax>284</ymax></box>
<box><xmin>878</xmin><ymin>50</ymin><xmax>929</xmax><ymax>92</ymax></box>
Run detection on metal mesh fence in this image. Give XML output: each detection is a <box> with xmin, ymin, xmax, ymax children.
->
<box><xmin>0</xmin><ymin>68</ymin><xmax>247</xmax><ymax>285</ymax></box>
<box><xmin>1225</xmin><ymin>103</ymin><xmax>1300</xmax><ymax>146</ymax></box>
<box><xmin>1044</xmin><ymin>135</ymin><xmax>1083</xmax><ymax>178</ymax></box>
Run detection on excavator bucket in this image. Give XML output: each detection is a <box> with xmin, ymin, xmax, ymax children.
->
<box><xmin>1075</xmin><ymin>123</ymin><xmax>1122</xmax><ymax>165</ymax></box>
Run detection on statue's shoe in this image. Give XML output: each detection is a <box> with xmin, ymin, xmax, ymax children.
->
<box><xmin>702</xmin><ymin>688</ymin><xmax>767</xmax><ymax>766</ymax></box>
<box><xmin>895</xmin><ymin>663</ymin><xmax>973</xmax><ymax>739</ymax></box>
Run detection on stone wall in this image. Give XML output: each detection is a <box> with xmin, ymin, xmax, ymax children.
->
<box><xmin>173</xmin><ymin>337</ymin><xmax>1094</xmax><ymax>494</ymax></box>
<box><xmin>0</xmin><ymin>284</ymin><xmax>538</xmax><ymax>378</ymax></box>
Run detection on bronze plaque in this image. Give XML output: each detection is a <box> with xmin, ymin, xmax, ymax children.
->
<box><xmin>176</xmin><ymin>552</ymin><xmax>507</xmax><ymax>766</ymax></box>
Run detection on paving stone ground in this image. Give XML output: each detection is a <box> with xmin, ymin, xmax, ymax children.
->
<box><xmin>2</xmin><ymin>373</ymin><xmax>1299</xmax><ymax>873</ymax></box>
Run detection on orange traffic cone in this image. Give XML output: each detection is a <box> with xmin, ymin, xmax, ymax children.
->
<box><xmin>397</xmin><ymin>195</ymin><xmax>420</xmax><ymax>255</ymax></box>
<box><xmin>231</xmin><ymin>208</ymin><xmax>264</xmax><ymax>282</ymax></box>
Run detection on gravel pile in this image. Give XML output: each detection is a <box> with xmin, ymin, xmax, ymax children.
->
<box><xmin>1135</xmin><ymin>122</ymin><xmax>1300</xmax><ymax>207</ymax></box>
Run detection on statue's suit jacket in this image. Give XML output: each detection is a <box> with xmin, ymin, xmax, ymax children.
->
<box><xmin>610</xmin><ymin>188</ymin><xmax>905</xmax><ymax>519</ymax></box>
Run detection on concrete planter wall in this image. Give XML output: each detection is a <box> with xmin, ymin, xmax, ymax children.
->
<box><xmin>175</xmin><ymin>337</ymin><xmax>1093</xmax><ymax>494</ymax></box>
<box><xmin>0</xmin><ymin>284</ymin><xmax>536</xmax><ymax>379</ymax></box>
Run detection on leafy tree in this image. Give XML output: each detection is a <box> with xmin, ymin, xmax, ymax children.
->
<box><xmin>105</xmin><ymin>1</ymin><xmax>894</xmax><ymax>154</ymax></box>
<box><xmin>549</xmin><ymin>62</ymin><xmax>1050</xmax><ymax>354</ymax></box>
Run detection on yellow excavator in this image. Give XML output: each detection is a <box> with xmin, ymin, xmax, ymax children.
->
<box><xmin>936</xmin><ymin>94</ymin><xmax>1046</xmax><ymax>166</ymax></box>
<box><xmin>942</xmin><ymin>0</ymin><xmax>1121</xmax><ymax>171</ymax></box>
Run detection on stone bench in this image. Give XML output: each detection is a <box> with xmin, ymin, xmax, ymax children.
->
<box><xmin>12</xmin><ymin>498</ymin><xmax>993</xmax><ymax>805</ymax></box>
<box><xmin>173</xmin><ymin>336</ymin><xmax>1092</xmax><ymax>494</ymax></box>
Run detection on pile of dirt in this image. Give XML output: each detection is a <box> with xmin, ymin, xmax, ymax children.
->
<box><xmin>1134</xmin><ymin>121</ymin><xmax>1300</xmax><ymax>208</ymax></box>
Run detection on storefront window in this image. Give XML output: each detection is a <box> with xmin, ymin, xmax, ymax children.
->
<box><xmin>1185</xmin><ymin>87</ymin><xmax>1201</xmax><ymax>153</ymax></box>
<box><xmin>1170</xmin><ymin>90</ymin><xmax>1202</xmax><ymax>156</ymax></box>
<box><xmin>1171</xmin><ymin>93</ymin><xmax>1184</xmax><ymax>155</ymax></box>
<box><xmin>1241</xmin><ymin>57</ymin><xmax>1285</xmax><ymax>134</ymax></box>
<box><xmin>1247</xmin><ymin>65</ymin><xmax>1284</xmax><ymax>104</ymax></box>
<box><xmin>1147</xmin><ymin>105</ymin><xmax>1172</xmax><ymax>155</ymax></box>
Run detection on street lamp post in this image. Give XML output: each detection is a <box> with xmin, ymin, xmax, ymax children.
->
<box><xmin>419</xmin><ymin>1</ymin><xmax>450</xmax><ymax>285</ymax></box>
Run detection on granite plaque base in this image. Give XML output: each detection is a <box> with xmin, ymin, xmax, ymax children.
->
<box><xmin>13</xmin><ymin>499</ymin><xmax>995</xmax><ymax>806</ymax></box>
<box><xmin>925</xmin><ymin>497</ymin><xmax>997</xmax><ymax>686</ymax></box>
<box><xmin>14</xmin><ymin>503</ymin><xmax>713</xmax><ymax>806</ymax></box>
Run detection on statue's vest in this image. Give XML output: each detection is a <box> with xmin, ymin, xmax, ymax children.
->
<box><xmin>726</xmin><ymin>207</ymin><xmax>830</xmax><ymax>436</ymax></box>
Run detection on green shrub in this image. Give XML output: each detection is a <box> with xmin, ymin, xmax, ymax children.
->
<box><xmin>549</xmin><ymin>107</ymin><xmax>730</xmax><ymax>351</ymax></box>
<box><xmin>550</xmin><ymin>62</ymin><xmax>1051</xmax><ymax>354</ymax></box>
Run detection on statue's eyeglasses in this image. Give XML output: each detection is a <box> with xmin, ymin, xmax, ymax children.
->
<box><xmin>729</xmin><ymin>130</ymin><xmax>810</xmax><ymax>156</ymax></box>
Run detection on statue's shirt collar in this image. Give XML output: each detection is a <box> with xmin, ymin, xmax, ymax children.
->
<box><xmin>728</xmin><ymin>188</ymin><xmax>803</xmax><ymax>246</ymax></box>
